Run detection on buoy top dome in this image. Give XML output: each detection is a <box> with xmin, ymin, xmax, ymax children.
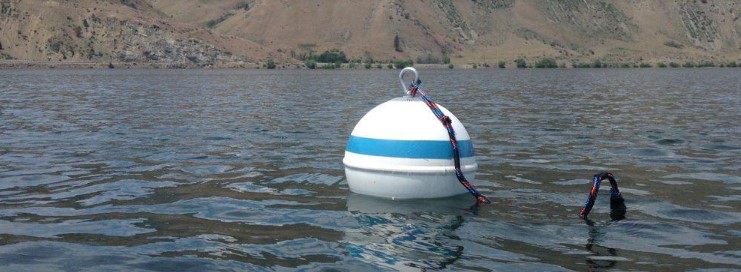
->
<box><xmin>349</xmin><ymin>96</ymin><xmax>470</xmax><ymax>142</ymax></box>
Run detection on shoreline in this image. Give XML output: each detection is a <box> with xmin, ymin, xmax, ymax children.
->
<box><xmin>1</xmin><ymin>60</ymin><xmax>738</xmax><ymax>70</ymax></box>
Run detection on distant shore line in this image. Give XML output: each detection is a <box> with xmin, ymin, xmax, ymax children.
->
<box><xmin>1</xmin><ymin>59</ymin><xmax>739</xmax><ymax>69</ymax></box>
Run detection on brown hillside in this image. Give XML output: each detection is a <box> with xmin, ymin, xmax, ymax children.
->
<box><xmin>1</xmin><ymin>0</ymin><xmax>740</xmax><ymax>67</ymax></box>
<box><xmin>0</xmin><ymin>0</ymin><xmax>288</xmax><ymax>67</ymax></box>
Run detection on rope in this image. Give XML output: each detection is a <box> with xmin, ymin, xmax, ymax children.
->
<box><xmin>580</xmin><ymin>172</ymin><xmax>626</xmax><ymax>219</ymax></box>
<box><xmin>409</xmin><ymin>79</ymin><xmax>491</xmax><ymax>204</ymax></box>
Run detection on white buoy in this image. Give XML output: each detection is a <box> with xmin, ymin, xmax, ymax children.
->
<box><xmin>343</xmin><ymin>67</ymin><xmax>477</xmax><ymax>199</ymax></box>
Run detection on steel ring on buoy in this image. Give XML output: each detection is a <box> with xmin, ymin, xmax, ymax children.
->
<box><xmin>399</xmin><ymin>67</ymin><xmax>419</xmax><ymax>96</ymax></box>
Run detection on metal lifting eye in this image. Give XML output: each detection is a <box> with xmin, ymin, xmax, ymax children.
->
<box><xmin>399</xmin><ymin>67</ymin><xmax>419</xmax><ymax>96</ymax></box>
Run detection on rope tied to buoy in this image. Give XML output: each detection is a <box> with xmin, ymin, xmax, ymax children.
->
<box><xmin>580</xmin><ymin>172</ymin><xmax>626</xmax><ymax>219</ymax></box>
<box><xmin>406</xmin><ymin>76</ymin><xmax>491</xmax><ymax>205</ymax></box>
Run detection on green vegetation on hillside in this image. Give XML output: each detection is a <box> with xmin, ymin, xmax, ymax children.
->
<box><xmin>515</xmin><ymin>58</ymin><xmax>527</xmax><ymax>68</ymax></box>
<box><xmin>393</xmin><ymin>59</ymin><xmax>414</xmax><ymax>69</ymax></box>
<box><xmin>316</xmin><ymin>50</ymin><xmax>348</xmax><ymax>64</ymax></box>
<box><xmin>534</xmin><ymin>57</ymin><xmax>557</xmax><ymax>68</ymax></box>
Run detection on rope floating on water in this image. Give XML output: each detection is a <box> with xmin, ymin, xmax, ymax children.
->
<box><xmin>408</xmin><ymin>79</ymin><xmax>491</xmax><ymax>205</ymax></box>
<box><xmin>580</xmin><ymin>172</ymin><xmax>626</xmax><ymax>219</ymax></box>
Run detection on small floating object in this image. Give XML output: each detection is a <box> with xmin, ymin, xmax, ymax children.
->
<box><xmin>343</xmin><ymin>67</ymin><xmax>483</xmax><ymax>200</ymax></box>
<box><xmin>580</xmin><ymin>172</ymin><xmax>626</xmax><ymax>220</ymax></box>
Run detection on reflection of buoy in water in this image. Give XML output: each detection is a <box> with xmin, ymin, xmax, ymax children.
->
<box><xmin>343</xmin><ymin>67</ymin><xmax>477</xmax><ymax>199</ymax></box>
<box><xmin>344</xmin><ymin>193</ymin><xmax>467</xmax><ymax>270</ymax></box>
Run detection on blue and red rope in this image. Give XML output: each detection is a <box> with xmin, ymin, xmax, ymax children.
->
<box><xmin>580</xmin><ymin>172</ymin><xmax>626</xmax><ymax>219</ymax></box>
<box><xmin>409</xmin><ymin>79</ymin><xmax>491</xmax><ymax>204</ymax></box>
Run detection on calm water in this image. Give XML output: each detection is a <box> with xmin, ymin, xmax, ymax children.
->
<box><xmin>0</xmin><ymin>68</ymin><xmax>740</xmax><ymax>271</ymax></box>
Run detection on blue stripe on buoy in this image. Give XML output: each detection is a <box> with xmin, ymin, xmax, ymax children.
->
<box><xmin>346</xmin><ymin>136</ymin><xmax>474</xmax><ymax>159</ymax></box>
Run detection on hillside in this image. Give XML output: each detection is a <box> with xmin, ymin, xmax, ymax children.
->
<box><xmin>1</xmin><ymin>0</ymin><xmax>739</xmax><ymax>68</ymax></box>
<box><xmin>0</xmin><ymin>0</ymin><xmax>290</xmax><ymax>68</ymax></box>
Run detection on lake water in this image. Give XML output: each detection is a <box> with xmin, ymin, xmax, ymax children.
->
<box><xmin>0</xmin><ymin>68</ymin><xmax>739</xmax><ymax>271</ymax></box>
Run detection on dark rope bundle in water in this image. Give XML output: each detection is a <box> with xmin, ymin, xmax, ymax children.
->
<box><xmin>580</xmin><ymin>172</ymin><xmax>626</xmax><ymax>219</ymax></box>
<box><xmin>408</xmin><ymin>79</ymin><xmax>490</xmax><ymax>205</ymax></box>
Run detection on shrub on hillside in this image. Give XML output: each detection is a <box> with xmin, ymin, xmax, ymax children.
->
<box><xmin>393</xmin><ymin>59</ymin><xmax>414</xmax><ymax>69</ymax></box>
<box><xmin>304</xmin><ymin>59</ymin><xmax>317</xmax><ymax>69</ymax></box>
<box><xmin>394</xmin><ymin>35</ymin><xmax>403</xmax><ymax>52</ymax></box>
<box><xmin>573</xmin><ymin>62</ymin><xmax>590</xmax><ymax>68</ymax></box>
<box><xmin>317</xmin><ymin>50</ymin><xmax>347</xmax><ymax>63</ymax></box>
<box><xmin>265</xmin><ymin>59</ymin><xmax>276</xmax><ymax>69</ymax></box>
<box><xmin>235</xmin><ymin>2</ymin><xmax>250</xmax><ymax>10</ymax></box>
<box><xmin>515</xmin><ymin>58</ymin><xmax>527</xmax><ymax>68</ymax></box>
<box><xmin>534</xmin><ymin>57</ymin><xmax>557</xmax><ymax>68</ymax></box>
<box><xmin>207</xmin><ymin>13</ymin><xmax>233</xmax><ymax>28</ymax></box>
<box><xmin>663</xmin><ymin>40</ymin><xmax>683</xmax><ymax>49</ymax></box>
<box><xmin>698</xmin><ymin>61</ymin><xmax>715</xmax><ymax>67</ymax></box>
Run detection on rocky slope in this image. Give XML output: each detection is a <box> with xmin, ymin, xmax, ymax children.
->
<box><xmin>1</xmin><ymin>0</ymin><xmax>739</xmax><ymax>67</ymax></box>
<box><xmin>0</xmin><ymin>0</ymin><xmax>289</xmax><ymax>67</ymax></box>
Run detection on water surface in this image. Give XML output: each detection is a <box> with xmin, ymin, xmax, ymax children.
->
<box><xmin>0</xmin><ymin>68</ymin><xmax>740</xmax><ymax>271</ymax></box>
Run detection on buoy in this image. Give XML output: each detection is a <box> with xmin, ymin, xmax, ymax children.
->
<box><xmin>343</xmin><ymin>67</ymin><xmax>478</xmax><ymax>199</ymax></box>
